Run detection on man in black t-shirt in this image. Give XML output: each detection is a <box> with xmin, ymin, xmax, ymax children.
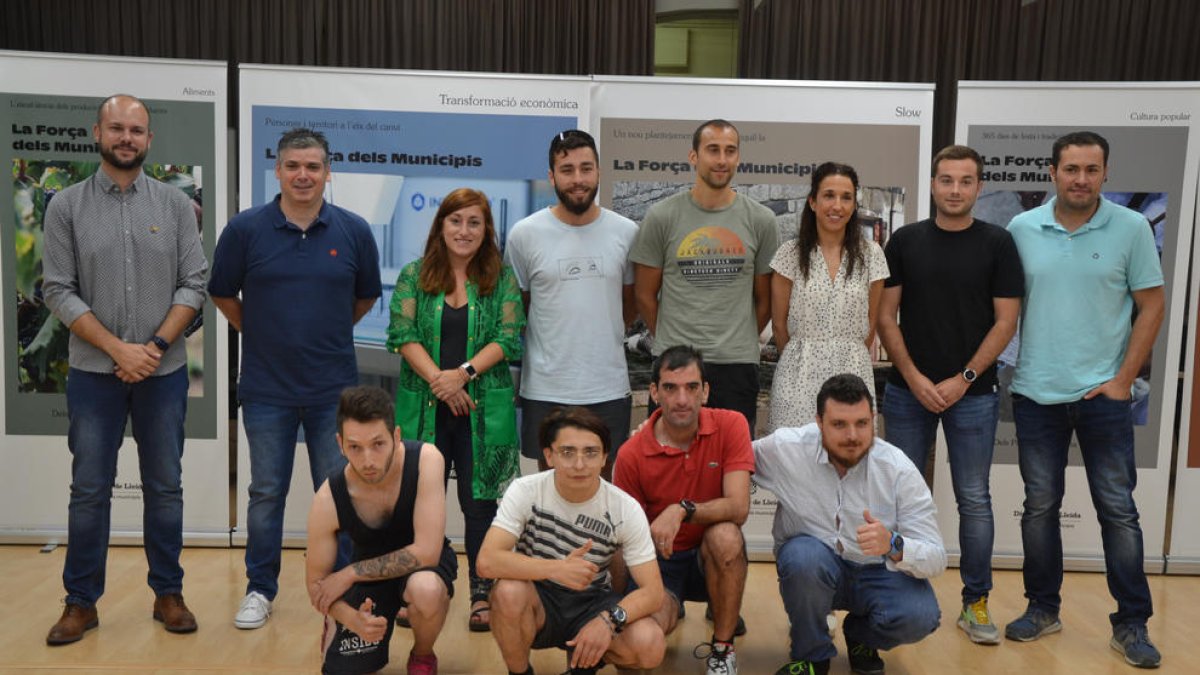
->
<box><xmin>877</xmin><ymin>144</ymin><xmax>1024</xmax><ymax>647</ymax></box>
<box><xmin>306</xmin><ymin>387</ymin><xmax>456</xmax><ymax>675</ymax></box>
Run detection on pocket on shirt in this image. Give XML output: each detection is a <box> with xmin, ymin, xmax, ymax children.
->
<box><xmin>483</xmin><ymin>386</ymin><xmax>519</xmax><ymax>447</ymax></box>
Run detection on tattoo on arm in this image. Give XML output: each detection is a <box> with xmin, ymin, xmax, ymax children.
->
<box><xmin>351</xmin><ymin>548</ymin><xmax>420</xmax><ymax>580</ymax></box>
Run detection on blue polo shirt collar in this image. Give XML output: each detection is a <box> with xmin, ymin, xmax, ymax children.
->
<box><xmin>1038</xmin><ymin>196</ymin><xmax>1114</xmax><ymax>236</ymax></box>
<box><xmin>269</xmin><ymin>194</ymin><xmax>331</xmax><ymax>231</ymax></box>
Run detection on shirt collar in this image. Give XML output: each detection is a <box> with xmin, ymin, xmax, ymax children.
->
<box><xmin>1039</xmin><ymin>195</ymin><xmax>1113</xmax><ymax>235</ymax></box>
<box><xmin>95</xmin><ymin>167</ymin><xmax>145</xmax><ymax>194</ymax></box>
<box><xmin>270</xmin><ymin>194</ymin><xmax>331</xmax><ymax>230</ymax></box>
<box><xmin>638</xmin><ymin>407</ymin><xmax>717</xmax><ymax>456</ymax></box>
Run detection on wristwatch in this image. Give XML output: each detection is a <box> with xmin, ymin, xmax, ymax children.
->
<box><xmin>888</xmin><ymin>531</ymin><xmax>905</xmax><ymax>558</ymax></box>
<box><xmin>679</xmin><ymin>499</ymin><xmax>697</xmax><ymax>523</ymax></box>
<box><xmin>961</xmin><ymin>367</ymin><xmax>977</xmax><ymax>383</ymax></box>
<box><xmin>605</xmin><ymin>605</ymin><xmax>627</xmax><ymax>633</ymax></box>
<box><xmin>150</xmin><ymin>335</ymin><xmax>170</xmax><ymax>352</ymax></box>
<box><xmin>459</xmin><ymin>362</ymin><xmax>479</xmax><ymax>381</ymax></box>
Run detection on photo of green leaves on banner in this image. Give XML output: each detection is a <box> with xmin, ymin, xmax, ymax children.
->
<box><xmin>12</xmin><ymin>160</ymin><xmax>203</xmax><ymax>394</ymax></box>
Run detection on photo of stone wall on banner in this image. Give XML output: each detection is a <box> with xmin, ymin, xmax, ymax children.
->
<box><xmin>590</xmin><ymin>77</ymin><xmax>935</xmax><ymax>556</ymax></box>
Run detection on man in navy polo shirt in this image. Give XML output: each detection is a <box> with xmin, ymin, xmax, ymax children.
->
<box><xmin>209</xmin><ymin>127</ymin><xmax>382</xmax><ymax>630</ymax></box>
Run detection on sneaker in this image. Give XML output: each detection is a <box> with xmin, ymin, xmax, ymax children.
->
<box><xmin>1110</xmin><ymin>623</ymin><xmax>1162</xmax><ymax>668</ymax></box>
<box><xmin>693</xmin><ymin>640</ymin><xmax>737</xmax><ymax>675</ymax></box>
<box><xmin>234</xmin><ymin>591</ymin><xmax>272</xmax><ymax>630</ymax></box>
<box><xmin>407</xmin><ymin>650</ymin><xmax>438</xmax><ymax>675</ymax></box>
<box><xmin>957</xmin><ymin>597</ymin><xmax>1001</xmax><ymax>645</ymax></box>
<box><xmin>1004</xmin><ymin>607</ymin><xmax>1062</xmax><ymax>642</ymax></box>
<box><xmin>774</xmin><ymin>660</ymin><xmax>830</xmax><ymax>675</ymax></box>
<box><xmin>846</xmin><ymin>640</ymin><xmax>884</xmax><ymax>675</ymax></box>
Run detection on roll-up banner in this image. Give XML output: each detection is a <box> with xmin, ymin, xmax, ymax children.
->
<box><xmin>952</xmin><ymin>82</ymin><xmax>1200</xmax><ymax>572</ymax></box>
<box><xmin>590</xmin><ymin>75</ymin><xmax>935</xmax><ymax>556</ymax></box>
<box><xmin>1170</xmin><ymin>165</ymin><xmax>1200</xmax><ymax>574</ymax></box>
<box><xmin>238</xmin><ymin>65</ymin><xmax>590</xmax><ymax>546</ymax></box>
<box><xmin>0</xmin><ymin>50</ymin><xmax>230</xmax><ymax>544</ymax></box>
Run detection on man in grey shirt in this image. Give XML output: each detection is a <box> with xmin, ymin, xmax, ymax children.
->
<box><xmin>753</xmin><ymin>373</ymin><xmax>944</xmax><ymax>675</ymax></box>
<box><xmin>631</xmin><ymin>119</ymin><xmax>778</xmax><ymax>433</ymax></box>
<box><xmin>41</xmin><ymin>94</ymin><xmax>208</xmax><ymax>645</ymax></box>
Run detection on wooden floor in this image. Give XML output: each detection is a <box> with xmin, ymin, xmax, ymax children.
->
<box><xmin>0</xmin><ymin>545</ymin><xmax>1194</xmax><ymax>674</ymax></box>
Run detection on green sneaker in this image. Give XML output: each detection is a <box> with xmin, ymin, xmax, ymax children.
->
<box><xmin>774</xmin><ymin>660</ymin><xmax>830</xmax><ymax>675</ymax></box>
<box><xmin>846</xmin><ymin>640</ymin><xmax>885</xmax><ymax>675</ymax></box>
<box><xmin>957</xmin><ymin>597</ymin><xmax>1001</xmax><ymax>645</ymax></box>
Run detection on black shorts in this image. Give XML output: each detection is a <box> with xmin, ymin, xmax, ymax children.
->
<box><xmin>321</xmin><ymin>544</ymin><xmax>457</xmax><ymax>675</ymax></box>
<box><xmin>530</xmin><ymin>581</ymin><xmax>619</xmax><ymax>650</ymax></box>
<box><xmin>647</xmin><ymin>547</ymin><xmax>709</xmax><ymax>606</ymax></box>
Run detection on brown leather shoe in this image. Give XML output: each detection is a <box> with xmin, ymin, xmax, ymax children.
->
<box><xmin>152</xmin><ymin>593</ymin><xmax>198</xmax><ymax>633</ymax></box>
<box><xmin>46</xmin><ymin>603</ymin><xmax>99</xmax><ymax>645</ymax></box>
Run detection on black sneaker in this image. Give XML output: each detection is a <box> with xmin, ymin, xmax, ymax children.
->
<box><xmin>846</xmin><ymin>640</ymin><xmax>885</xmax><ymax>675</ymax></box>
<box><xmin>704</xmin><ymin>604</ymin><xmax>748</xmax><ymax>636</ymax></box>
<box><xmin>774</xmin><ymin>659</ymin><xmax>830</xmax><ymax>675</ymax></box>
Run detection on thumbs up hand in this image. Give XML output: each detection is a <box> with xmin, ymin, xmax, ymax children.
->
<box><xmin>351</xmin><ymin>597</ymin><xmax>388</xmax><ymax>643</ymax></box>
<box><xmin>857</xmin><ymin>509</ymin><xmax>892</xmax><ymax>557</ymax></box>
<box><xmin>553</xmin><ymin>540</ymin><xmax>599</xmax><ymax>590</ymax></box>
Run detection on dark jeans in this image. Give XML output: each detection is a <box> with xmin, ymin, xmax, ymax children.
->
<box><xmin>519</xmin><ymin>395</ymin><xmax>632</xmax><ymax>461</ymax></box>
<box><xmin>1012</xmin><ymin>393</ymin><xmax>1153</xmax><ymax>626</ymax></box>
<box><xmin>63</xmin><ymin>367</ymin><xmax>188</xmax><ymax>607</ymax></box>
<box><xmin>436</xmin><ymin>404</ymin><xmax>497</xmax><ymax>589</ymax></box>
<box><xmin>776</xmin><ymin>535</ymin><xmax>940</xmax><ymax>662</ymax></box>
<box><xmin>882</xmin><ymin>384</ymin><xmax>998</xmax><ymax>602</ymax></box>
<box><xmin>242</xmin><ymin>400</ymin><xmax>350</xmax><ymax>600</ymax></box>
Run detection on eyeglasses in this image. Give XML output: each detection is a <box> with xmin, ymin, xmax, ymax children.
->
<box><xmin>553</xmin><ymin>447</ymin><xmax>605</xmax><ymax>463</ymax></box>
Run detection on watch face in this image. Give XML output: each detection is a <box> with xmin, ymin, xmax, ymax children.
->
<box><xmin>613</xmin><ymin>606</ymin><xmax>627</xmax><ymax>623</ymax></box>
<box><xmin>963</xmin><ymin>368</ymin><xmax>977</xmax><ymax>382</ymax></box>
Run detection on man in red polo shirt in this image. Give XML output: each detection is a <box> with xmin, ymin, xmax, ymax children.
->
<box><xmin>614</xmin><ymin>345</ymin><xmax>754</xmax><ymax>675</ymax></box>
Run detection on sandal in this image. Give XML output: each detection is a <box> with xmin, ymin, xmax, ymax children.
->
<box><xmin>469</xmin><ymin>576</ymin><xmax>492</xmax><ymax>632</ymax></box>
<box><xmin>469</xmin><ymin>600</ymin><xmax>491</xmax><ymax>633</ymax></box>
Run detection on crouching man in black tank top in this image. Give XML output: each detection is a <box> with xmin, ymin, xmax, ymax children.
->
<box><xmin>307</xmin><ymin>386</ymin><xmax>457</xmax><ymax>675</ymax></box>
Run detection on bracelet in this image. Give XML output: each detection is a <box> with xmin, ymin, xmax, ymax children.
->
<box><xmin>598</xmin><ymin>613</ymin><xmax>616</xmax><ymax>635</ymax></box>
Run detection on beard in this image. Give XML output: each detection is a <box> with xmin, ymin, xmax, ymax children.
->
<box><xmin>555</xmin><ymin>182</ymin><xmax>598</xmax><ymax>216</ymax></box>
<box><xmin>100</xmin><ymin>143</ymin><xmax>147</xmax><ymax>171</ymax></box>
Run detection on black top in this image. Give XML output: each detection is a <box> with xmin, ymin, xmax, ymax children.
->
<box><xmin>329</xmin><ymin>439</ymin><xmax>422</xmax><ymax>562</ymax></box>
<box><xmin>883</xmin><ymin>218</ymin><xmax>1025</xmax><ymax>395</ymax></box>
<box><xmin>439</xmin><ymin>301</ymin><xmax>468</xmax><ymax>370</ymax></box>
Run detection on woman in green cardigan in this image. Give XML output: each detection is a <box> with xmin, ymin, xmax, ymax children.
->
<box><xmin>386</xmin><ymin>187</ymin><xmax>525</xmax><ymax>632</ymax></box>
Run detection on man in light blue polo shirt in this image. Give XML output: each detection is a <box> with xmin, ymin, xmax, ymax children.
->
<box><xmin>209</xmin><ymin>127</ymin><xmax>382</xmax><ymax>630</ymax></box>
<box><xmin>1003</xmin><ymin>131</ymin><xmax>1164</xmax><ymax>669</ymax></box>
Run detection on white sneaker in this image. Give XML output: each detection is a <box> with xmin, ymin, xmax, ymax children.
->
<box><xmin>694</xmin><ymin>641</ymin><xmax>737</xmax><ymax>675</ymax></box>
<box><xmin>234</xmin><ymin>591</ymin><xmax>272</xmax><ymax>629</ymax></box>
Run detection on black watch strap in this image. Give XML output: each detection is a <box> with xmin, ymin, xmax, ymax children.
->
<box><xmin>151</xmin><ymin>335</ymin><xmax>170</xmax><ymax>352</ymax></box>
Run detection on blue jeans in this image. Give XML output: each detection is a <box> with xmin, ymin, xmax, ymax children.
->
<box><xmin>242</xmin><ymin>400</ymin><xmax>348</xmax><ymax>599</ymax></box>
<box><xmin>882</xmin><ymin>384</ymin><xmax>998</xmax><ymax>602</ymax></box>
<box><xmin>776</xmin><ymin>535</ymin><xmax>940</xmax><ymax>662</ymax></box>
<box><xmin>63</xmin><ymin>367</ymin><xmax>188</xmax><ymax>607</ymax></box>
<box><xmin>1011</xmin><ymin>393</ymin><xmax>1152</xmax><ymax>626</ymax></box>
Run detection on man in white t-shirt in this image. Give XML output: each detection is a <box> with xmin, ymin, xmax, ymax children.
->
<box><xmin>505</xmin><ymin>129</ymin><xmax>639</xmax><ymax>477</ymax></box>
<box><xmin>478</xmin><ymin>407</ymin><xmax>665</xmax><ymax>675</ymax></box>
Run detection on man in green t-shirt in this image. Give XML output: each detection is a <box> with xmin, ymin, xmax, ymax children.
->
<box><xmin>631</xmin><ymin>119</ymin><xmax>779</xmax><ymax>433</ymax></box>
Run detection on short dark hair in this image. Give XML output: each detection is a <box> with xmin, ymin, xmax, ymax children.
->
<box><xmin>816</xmin><ymin>373</ymin><xmax>875</xmax><ymax>416</ymax></box>
<box><xmin>538</xmin><ymin>406</ymin><xmax>611</xmax><ymax>455</ymax></box>
<box><xmin>651</xmin><ymin>345</ymin><xmax>707</xmax><ymax>385</ymax></box>
<box><xmin>548</xmin><ymin>129</ymin><xmax>598</xmax><ymax>170</ymax></box>
<box><xmin>96</xmin><ymin>94</ymin><xmax>151</xmax><ymax>127</ymax></box>
<box><xmin>278</xmin><ymin>127</ymin><xmax>331</xmax><ymax>165</ymax></box>
<box><xmin>692</xmin><ymin>119</ymin><xmax>739</xmax><ymax>151</ymax></box>
<box><xmin>337</xmin><ymin>386</ymin><xmax>395</xmax><ymax>435</ymax></box>
<box><xmin>1052</xmin><ymin>131</ymin><xmax>1109</xmax><ymax>167</ymax></box>
<box><xmin>932</xmin><ymin>144</ymin><xmax>983</xmax><ymax>179</ymax></box>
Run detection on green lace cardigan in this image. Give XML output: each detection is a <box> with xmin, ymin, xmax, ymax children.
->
<box><xmin>385</xmin><ymin>258</ymin><xmax>526</xmax><ymax>500</ymax></box>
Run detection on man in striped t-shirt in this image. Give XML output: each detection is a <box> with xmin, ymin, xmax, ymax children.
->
<box><xmin>478</xmin><ymin>407</ymin><xmax>664</xmax><ymax>675</ymax></box>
